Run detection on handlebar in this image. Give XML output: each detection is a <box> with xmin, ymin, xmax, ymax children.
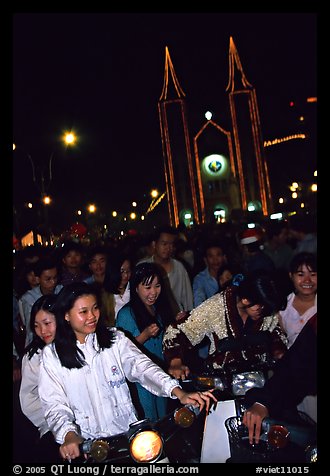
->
<box><xmin>80</xmin><ymin>404</ymin><xmax>201</xmax><ymax>463</ymax></box>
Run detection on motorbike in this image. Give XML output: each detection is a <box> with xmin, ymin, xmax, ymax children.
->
<box><xmin>78</xmin><ymin>332</ymin><xmax>317</xmax><ymax>464</ymax></box>
<box><xmin>180</xmin><ymin>331</ymin><xmax>317</xmax><ymax>463</ymax></box>
<box><xmin>79</xmin><ymin>403</ymin><xmax>202</xmax><ymax>464</ymax></box>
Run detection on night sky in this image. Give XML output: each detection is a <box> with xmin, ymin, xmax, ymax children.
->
<box><xmin>13</xmin><ymin>12</ymin><xmax>317</xmax><ymax>225</ymax></box>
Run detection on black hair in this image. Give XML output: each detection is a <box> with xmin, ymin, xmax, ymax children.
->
<box><xmin>34</xmin><ymin>258</ymin><xmax>58</xmax><ymax>277</ymax></box>
<box><xmin>289</xmin><ymin>252</ymin><xmax>317</xmax><ymax>274</ymax></box>
<box><xmin>152</xmin><ymin>225</ymin><xmax>178</xmax><ymax>242</ymax></box>
<box><xmin>202</xmin><ymin>239</ymin><xmax>227</xmax><ymax>257</ymax></box>
<box><xmin>61</xmin><ymin>240</ymin><xmax>84</xmax><ymax>258</ymax></box>
<box><xmin>236</xmin><ymin>270</ymin><xmax>287</xmax><ymax>315</ymax></box>
<box><xmin>14</xmin><ymin>261</ymin><xmax>39</xmax><ymax>298</ymax></box>
<box><xmin>103</xmin><ymin>252</ymin><xmax>131</xmax><ymax>294</ymax></box>
<box><xmin>86</xmin><ymin>245</ymin><xmax>108</xmax><ymax>263</ymax></box>
<box><xmin>216</xmin><ymin>264</ymin><xmax>234</xmax><ymax>290</ymax></box>
<box><xmin>52</xmin><ymin>282</ymin><xmax>116</xmax><ymax>369</ymax></box>
<box><xmin>265</xmin><ymin>219</ymin><xmax>289</xmax><ymax>240</ymax></box>
<box><xmin>123</xmin><ymin>262</ymin><xmax>176</xmax><ymax>332</ymax></box>
<box><xmin>25</xmin><ymin>294</ymin><xmax>58</xmax><ymax>359</ymax></box>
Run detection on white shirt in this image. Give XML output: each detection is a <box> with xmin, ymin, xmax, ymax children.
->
<box><xmin>114</xmin><ymin>282</ymin><xmax>130</xmax><ymax>318</ymax></box>
<box><xmin>20</xmin><ymin>351</ymin><xmax>50</xmax><ymax>437</ymax></box>
<box><xmin>279</xmin><ymin>292</ymin><xmax>317</xmax><ymax>347</ymax></box>
<box><xmin>38</xmin><ymin>329</ymin><xmax>180</xmax><ymax>444</ymax></box>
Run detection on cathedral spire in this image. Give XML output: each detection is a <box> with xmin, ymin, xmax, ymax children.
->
<box><xmin>159</xmin><ymin>46</ymin><xmax>186</xmax><ymax>101</ymax></box>
<box><xmin>226</xmin><ymin>36</ymin><xmax>252</xmax><ymax>93</ymax></box>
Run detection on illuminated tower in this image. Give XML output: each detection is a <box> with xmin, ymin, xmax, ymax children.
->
<box><xmin>226</xmin><ymin>36</ymin><xmax>273</xmax><ymax>215</ymax></box>
<box><xmin>158</xmin><ymin>47</ymin><xmax>203</xmax><ymax>227</ymax></box>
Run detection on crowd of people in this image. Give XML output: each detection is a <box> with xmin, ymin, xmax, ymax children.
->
<box><xmin>13</xmin><ymin>217</ymin><xmax>317</xmax><ymax>463</ymax></box>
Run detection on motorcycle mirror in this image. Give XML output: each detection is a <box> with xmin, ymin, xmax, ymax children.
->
<box><xmin>174</xmin><ymin>406</ymin><xmax>196</xmax><ymax>428</ymax></box>
<box><xmin>90</xmin><ymin>440</ymin><xmax>110</xmax><ymax>462</ymax></box>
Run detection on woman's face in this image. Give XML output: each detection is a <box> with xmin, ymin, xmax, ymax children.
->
<box><xmin>27</xmin><ymin>270</ymin><xmax>39</xmax><ymax>288</ymax></box>
<box><xmin>136</xmin><ymin>275</ymin><xmax>161</xmax><ymax>308</ymax></box>
<box><xmin>291</xmin><ymin>264</ymin><xmax>317</xmax><ymax>297</ymax></box>
<box><xmin>34</xmin><ymin>309</ymin><xmax>56</xmax><ymax>344</ymax></box>
<box><xmin>65</xmin><ymin>294</ymin><xmax>100</xmax><ymax>343</ymax></box>
<box><xmin>120</xmin><ymin>260</ymin><xmax>132</xmax><ymax>288</ymax></box>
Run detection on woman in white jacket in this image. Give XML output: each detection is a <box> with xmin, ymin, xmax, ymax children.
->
<box><xmin>38</xmin><ymin>282</ymin><xmax>216</xmax><ymax>462</ymax></box>
<box><xmin>19</xmin><ymin>294</ymin><xmax>61</xmax><ymax>462</ymax></box>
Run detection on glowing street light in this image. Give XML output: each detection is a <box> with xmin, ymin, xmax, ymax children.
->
<box><xmin>63</xmin><ymin>132</ymin><xmax>76</xmax><ymax>145</ymax></box>
<box><xmin>88</xmin><ymin>204</ymin><xmax>96</xmax><ymax>213</ymax></box>
<box><xmin>43</xmin><ymin>195</ymin><xmax>51</xmax><ymax>205</ymax></box>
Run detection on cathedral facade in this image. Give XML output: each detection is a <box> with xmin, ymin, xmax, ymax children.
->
<box><xmin>158</xmin><ymin>38</ymin><xmax>273</xmax><ymax>227</ymax></box>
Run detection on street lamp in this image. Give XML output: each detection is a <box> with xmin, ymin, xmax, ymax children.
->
<box><xmin>13</xmin><ymin>131</ymin><xmax>77</xmax><ymax>242</ymax></box>
<box><xmin>13</xmin><ymin>142</ymin><xmax>37</xmax><ymax>183</ymax></box>
<box><xmin>88</xmin><ymin>204</ymin><xmax>96</xmax><ymax>213</ymax></box>
<box><xmin>14</xmin><ymin>131</ymin><xmax>77</xmax><ymax>199</ymax></box>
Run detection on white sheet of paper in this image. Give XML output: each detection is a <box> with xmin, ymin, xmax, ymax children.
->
<box><xmin>200</xmin><ymin>399</ymin><xmax>237</xmax><ymax>463</ymax></box>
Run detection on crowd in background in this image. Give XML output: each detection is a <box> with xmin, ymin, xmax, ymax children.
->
<box><xmin>12</xmin><ymin>214</ymin><xmax>317</xmax><ymax>463</ymax></box>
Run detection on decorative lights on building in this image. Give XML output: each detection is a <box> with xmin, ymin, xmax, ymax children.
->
<box><xmin>264</xmin><ymin>134</ymin><xmax>306</xmax><ymax>148</ymax></box>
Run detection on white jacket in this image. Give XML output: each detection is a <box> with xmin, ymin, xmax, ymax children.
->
<box><xmin>39</xmin><ymin>329</ymin><xmax>180</xmax><ymax>444</ymax></box>
<box><xmin>20</xmin><ymin>351</ymin><xmax>50</xmax><ymax>437</ymax></box>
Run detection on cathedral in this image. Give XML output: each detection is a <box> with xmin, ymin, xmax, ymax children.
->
<box><xmin>158</xmin><ymin>37</ymin><xmax>273</xmax><ymax>227</ymax></box>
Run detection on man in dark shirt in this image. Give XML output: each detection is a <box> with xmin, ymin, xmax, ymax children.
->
<box><xmin>243</xmin><ymin>314</ymin><xmax>317</xmax><ymax>444</ymax></box>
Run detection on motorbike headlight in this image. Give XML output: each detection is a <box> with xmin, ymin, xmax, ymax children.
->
<box><xmin>232</xmin><ymin>371</ymin><xmax>265</xmax><ymax>396</ymax></box>
<box><xmin>129</xmin><ymin>430</ymin><xmax>163</xmax><ymax>463</ymax></box>
<box><xmin>90</xmin><ymin>440</ymin><xmax>110</xmax><ymax>462</ymax></box>
<box><xmin>196</xmin><ymin>375</ymin><xmax>225</xmax><ymax>391</ymax></box>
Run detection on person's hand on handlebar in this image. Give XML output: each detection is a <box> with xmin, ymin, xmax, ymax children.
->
<box><xmin>172</xmin><ymin>387</ymin><xmax>217</xmax><ymax>415</ymax></box>
<box><xmin>60</xmin><ymin>431</ymin><xmax>84</xmax><ymax>461</ymax></box>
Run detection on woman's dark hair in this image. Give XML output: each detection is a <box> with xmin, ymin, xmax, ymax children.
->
<box><xmin>14</xmin><ymin>262</ymin><xmax>38</xmax><ymax>298</ymax></box>
<box><xmin>25</xmin><ymin>294</ymin><xmax>58</xmax><ymax>359</ymax></box>
<box><xmin>52</xmin><ymin>282</ymin><xmax>115</xmax><ymax>369</ymax></box>
<box><xmin>103</xmin><ymin>252</ymin><xmax>131</xmax><ymax>294</ymax></box>
<box><xmin>124</xmin><ymin>262</ymin><xmax>175</xmax><ymax>332</ymax></box>
<box><xmin>216</xmin><ymin>264</ymin><xmax>234</xmax><ymax>291</ymax></box>
<box><xmin>236</xmin><ymin>270</ymin><xmax>287</xmax><ymax>315</ymax></box>
<box><xmin>289</xmin><ymin>252</ymin><xmax>317</xmax><ymax>274</ymax></box>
